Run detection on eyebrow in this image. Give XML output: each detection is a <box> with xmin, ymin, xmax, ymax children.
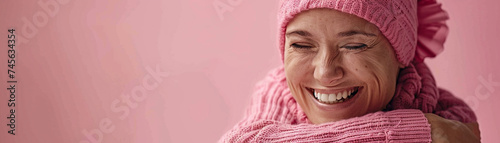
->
<box><xmin>337</xmin><ymin>30</ymin><xmax>377</xmax><ymax>37</ymax></box>
<box><xmin>285</xmin><ymin>30</ymin><xmax>377</xmax><ymax>38</ymax></box>
<box><xmin>285</xmin><ymin>30</ymin><xmax>312</xmax><ymax>37</ymax></box>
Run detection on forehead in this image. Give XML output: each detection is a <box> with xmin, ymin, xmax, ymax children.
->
<box><xmin>286</xmin><ymin>9</ymin><xmax>378</xmax><ymax>34</ymax></box>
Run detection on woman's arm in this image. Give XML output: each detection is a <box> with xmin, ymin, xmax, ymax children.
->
<box><xmin>429</xmin><ymin>88</ymin><xmax>480</xmax><ymax>139</ymax></box>
<box><xmin>425</xmin><ymin>113</ymin><xmax>480</xmax><ymax>143</ymax></box>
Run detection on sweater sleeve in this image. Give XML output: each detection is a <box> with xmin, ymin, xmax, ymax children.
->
<box><xmin>219</xmin><ymin>67</ymin><xmax>432</xmax><ymax>143</ymax></box>
<box><xmin>433</xmin><ymin>88</ymin><xmax>477</xmax><ymax>123</ymax></box>
<box><xmin>220</xmin><ymin>110</ymin><xmax>431</xmax><ymax>143</ymax></box>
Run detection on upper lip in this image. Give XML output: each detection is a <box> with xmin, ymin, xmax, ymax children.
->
<box><xmin>306</xmin><ymin>86</ymin><xmax>359</xmax><ymax>94</ymax></box>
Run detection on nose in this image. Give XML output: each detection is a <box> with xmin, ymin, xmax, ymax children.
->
<box><xmin>313</xmin><ymin>48</ymin><xmax>344</xmax><ymax>85</ymax></box>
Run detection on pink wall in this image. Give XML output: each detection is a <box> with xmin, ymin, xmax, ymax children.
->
<box><xmin>0</xmin><ymin>0</ymin><xmax>498</xmax><ymax>142</ymax></box>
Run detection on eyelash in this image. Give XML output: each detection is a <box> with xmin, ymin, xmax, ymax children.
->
<box><xmin>290</xmin><ymin>43</ymin><xmax>368</xmax><ymax>50</ymax></box>
<box><xmin>291</xmin><ymin>43</ymin><xmax>312</xmax><ymax>49</ymax></box>
<box><xmin>343</xmin><ymin>44</ymin><xmax>368</xmax><ymax>50</ymax></box>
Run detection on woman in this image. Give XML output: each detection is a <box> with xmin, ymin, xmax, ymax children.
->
<box><xmin>220</xmin><ymin>0</ymin><xmax>480</xmax><ymax>142</ymax></box>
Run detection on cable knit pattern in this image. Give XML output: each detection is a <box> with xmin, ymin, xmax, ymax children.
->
<box><xmin>387</xmin><ymin>61</ymin><xmax>477</xmax><ymax>123</ymax></box>
<box><xmin>387</xmin><ymin>61</ymin><xmax>439</xmax><ymax>113</ymax></box>
<box><xmin>434</xmin><ymin>88</ymin><xmax>478</xmax><ymax>123</ymax></box>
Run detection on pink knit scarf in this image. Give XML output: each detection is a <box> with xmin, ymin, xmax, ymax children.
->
<box><xmin>387</xmin><ymin>61</ymin><xmax>439</xmax><ymax>112</ymax></box>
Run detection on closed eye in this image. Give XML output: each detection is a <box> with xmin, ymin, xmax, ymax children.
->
<box><xmin>291</xmin><ymin>43</ymin><xmax>312</xmax><ymax>49</ymax></box>
<box><xmin>343</xmin><ymin>44</ymin><xmax>368</xmax><ymax>50</ymax></box>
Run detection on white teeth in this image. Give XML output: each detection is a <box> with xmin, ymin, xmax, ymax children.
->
<box><xmin>328</xmin><ymin>94</ymin><xmax>336</xmax><ymax>102</ymax></box>
<box><xmin>321</xmin><ymin>94</ymin><xmax>328</xmax><ymax>102</ymax></box>
<box><xmin>313</xmin><ymin>88</ymin><xmax>358</xmax><ymax>103</ymax></box>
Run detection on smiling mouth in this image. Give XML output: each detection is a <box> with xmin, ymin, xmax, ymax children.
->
<box><xmin>306</xmin><ymin>86</ymin><xmax>361</xmax><ymax>104</ymax></box>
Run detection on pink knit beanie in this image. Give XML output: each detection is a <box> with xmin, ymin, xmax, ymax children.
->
<box><xmin>278</xmin><ymin>0</ymin><xmax>449</xmax><ymax>66</ymax></box>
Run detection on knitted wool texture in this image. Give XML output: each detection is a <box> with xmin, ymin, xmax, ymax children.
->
<box><xmin>218</xmin><ymin>62</ymin><xmax>477</xmax><ymax>142</ymax></box>
<box><xmin>218</xmin><ymin>0</ymin><xmax>476</xmax><ymax>142</ymax></box>
<box><xmin>278</xmin><ymin>0</ymin><xmax>449</xmax><ymax>66</ymax></box>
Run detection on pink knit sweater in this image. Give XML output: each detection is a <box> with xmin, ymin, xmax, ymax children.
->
<box><xmin>219</xmin><ymin>62</ymin><xmax>476</xmax><ymax>142</ymax></box>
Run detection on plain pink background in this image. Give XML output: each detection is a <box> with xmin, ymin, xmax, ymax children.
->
<box><xmin>0</xmin><ymin>0</ymin><xmax>498</xmax><ymax>142</ymax></box>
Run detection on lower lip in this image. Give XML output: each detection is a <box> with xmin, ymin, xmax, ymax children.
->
<box><xmin>309</xmin><ymin>87</ymin><xmax>363</xmax><ymax>111</ymax></box>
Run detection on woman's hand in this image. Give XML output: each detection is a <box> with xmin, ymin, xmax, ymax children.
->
<box><xmin>425</xmin><ymin>113</ymin><xmax>480</xmax><ymax>143</ymax></box>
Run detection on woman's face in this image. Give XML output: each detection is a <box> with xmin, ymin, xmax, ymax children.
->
<box><xmin>284</xmin><ymin>9</ymin><xmax>403</xmax><ymax>124</ymax></box>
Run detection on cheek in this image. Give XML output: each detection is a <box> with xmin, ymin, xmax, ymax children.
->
<box><xmin>344</xmin><ymin>51</ymin><xmax>398</xmax><ymax>102</ymax></box>
<box><xmin>284</xmin><ymin>50</ymin><xmax>314</xmax><ymax>106</ymax></box>
<box><xmin>343</xmin><ymin>54</ymin><xmax>379</xmax><ymax>83</ymax></box>
<box><xmin>284</xmin><ymin>50</ymin><xmax>313</xmax><ymax>83</ymax></box>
